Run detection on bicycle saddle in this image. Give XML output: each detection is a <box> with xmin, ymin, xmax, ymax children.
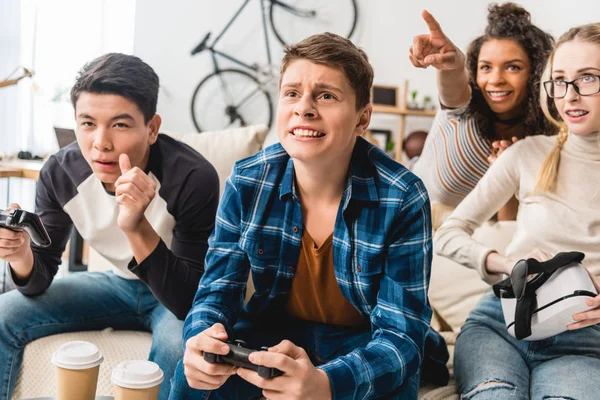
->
<box><xmin>191</xmin><ymin>32</ymin><xmax>211</xmax><ymax>55</ymax></box>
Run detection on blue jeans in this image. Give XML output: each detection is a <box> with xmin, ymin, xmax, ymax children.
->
<box><xmin>455</xmin><ymin>290</ymin><xmax>600</xmax><ymax>400</ymax></box>
<box><xmin>0</xmin><ymin>271</ymin><xmax>183</xmax><ymax>400</ymax></box>
<box><xmin>169</xmin><ymin>316</ymin><xmax>421</xmax><ymax>399</ymax></box>
<box><xmin>0</xmin><ymin>263</ymin><xmax>16</xmax><ymax>294</ymax></box>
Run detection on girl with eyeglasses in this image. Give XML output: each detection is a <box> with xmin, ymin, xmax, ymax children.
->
<box><xmin>409</xmin><ymin>3</ymin><xmax>557</xmax><ymax>227</ymax></box>
<box><xmin>435</xmin><ymin>23</ymin><xmax>600</xmax><ymax>399</ymax></box>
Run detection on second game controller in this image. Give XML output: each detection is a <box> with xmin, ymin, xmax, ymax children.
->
<box><xmin>204</xmin><ymin>339</ymin><xmax>283</xmax><ymax>379</ymax></box>
<box><xmin>0</xmin><ymin>209</ymin><xmax>51</xmax><ymax>247</ymax></box>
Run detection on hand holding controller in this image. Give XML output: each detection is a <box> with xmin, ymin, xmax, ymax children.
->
<box><xmin>204</xmin><ymin>340</ymin><xmax>283</xmax><ymax>379</ymax></box>
<box><xmin>0</xmin><ymin>209</ymin><xmax>51</xmax><ymax>247</ymax></box>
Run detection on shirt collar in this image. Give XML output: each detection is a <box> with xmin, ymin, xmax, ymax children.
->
<box><xmin>279</xmin><ymin>137</ymin><xmax>379</xmax><ymax>205</ymax></box>
<box><xmin>280</xmin><ymin>158</ymin><xmax>297</xmax><ymax>200</ymax></box>
<box><xmin>347</xmin><ymin>137</ymin><xmax>380</xmax><ymax>204</ymax></box>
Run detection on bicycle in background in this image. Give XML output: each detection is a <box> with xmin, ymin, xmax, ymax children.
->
<box><xmin>190</xmin><ymin>0</ymin><xmax>358</xmax><ymax>132</ymax></box>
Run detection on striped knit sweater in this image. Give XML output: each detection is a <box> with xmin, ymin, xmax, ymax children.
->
<box><xmin>412</xmin><ymin>108</ymin><xmax>491</xmax><ymax>208</ymax></box>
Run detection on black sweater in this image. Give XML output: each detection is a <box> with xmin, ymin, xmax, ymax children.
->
<box><xmin>11</xmin><ymin>134</ymin><xmax>219</xmax><ymax>320</ymax></box>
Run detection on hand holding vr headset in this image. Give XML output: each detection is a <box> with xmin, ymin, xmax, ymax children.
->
<box><xmin>570</xmin><ymin>270</ymin><xmax>600</xmax><ymax>331</ymax></box>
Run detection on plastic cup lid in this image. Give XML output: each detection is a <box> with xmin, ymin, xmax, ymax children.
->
<box><xmin>112</xmin><ymin>360</ymin><xmax>164</xmax><ymax>389</ymax></box>
<box><xmin>51</xmin><ymin>341</ymin><xmax>104</xmax><ymax>370</ymax></box>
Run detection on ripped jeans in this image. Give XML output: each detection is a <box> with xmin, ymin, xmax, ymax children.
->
<box><xmin>455</xmin><ymin>290</ymin><xmax>600</xmax><ymax>400</ymax></box>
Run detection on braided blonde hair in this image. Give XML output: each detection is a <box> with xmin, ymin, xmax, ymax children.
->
<box><xmin>536</xmin><ymin>23</ymin><xmax>600</xmax><ymax>192</ymax></box>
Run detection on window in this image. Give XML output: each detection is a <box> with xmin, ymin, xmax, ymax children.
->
<box><xmin>1</xmin><ymin>0</ymin><xmax>136</xmax><ymax>156</ymax></box>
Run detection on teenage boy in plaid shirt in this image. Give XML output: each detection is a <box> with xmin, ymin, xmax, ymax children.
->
<box><xmin>171</xmin><ymin>33</ymin><xmax>448</xmax><ymax>399</ymax></box>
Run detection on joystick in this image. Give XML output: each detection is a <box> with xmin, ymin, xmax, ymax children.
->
<box><xmin>0</xmin><ymin>209</ymin><xmax>51</xmax><ymax>247</ymax></box>
<box><xmin>204</xmin><ymin>339</ymin><xmax>283</xmax><ymax>379</ymax></box>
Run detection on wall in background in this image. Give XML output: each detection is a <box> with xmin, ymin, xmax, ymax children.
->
<box><xmin>133</xmin><ymin>0</ymin><xmax>598</xmax><ymax>146</ymax></box>
<box><xmin>134</xmin><ymin>0</ymin><xmax>277</xmax><ymax>139</ymax></box>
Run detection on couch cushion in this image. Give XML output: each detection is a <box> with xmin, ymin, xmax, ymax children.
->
<box><xmin>429</xmin><ymin>221</ymin><xmax>516</xmax><ymax>332</ymax></box>
<box><xmin>418</xmin><ymin>384</ymin><xmax>459</xmax><ymax>400</ymax></box>
<box><xmin>163</xmin><ymin>124</ymin><xmax>269</xmax><ymax>195</ymax></box>
<box><xmin>13</xmin><ymin>329</ymin><xmax>152</xmax><ymax>399</ymax></box>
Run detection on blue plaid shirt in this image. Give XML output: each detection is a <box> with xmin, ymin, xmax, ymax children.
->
<box><xmin>183</xmin><ymin>137</ymin><xmax>447</xmax><ymax>399</ymax></box>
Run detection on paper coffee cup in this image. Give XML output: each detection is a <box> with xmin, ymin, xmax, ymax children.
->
<box><xmin>112</xmin><ymin>360</ymin><xmax>164</xmax><ymax>400</ymax></box>
<box><xmin>51</xmin><ymin>341</ymin><xmax>104</xmax><ymax>400</ymax></box>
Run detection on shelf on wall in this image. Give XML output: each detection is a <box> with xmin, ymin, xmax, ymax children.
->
<box><xmin>371</xmin><ymin>79</ymin><xmax>437</xmax><ymax>163</ymax></box>
<box><xmin>372</xmin><ymin>105</ymin><xmax>436</xmax><ymax>117</ymax></box>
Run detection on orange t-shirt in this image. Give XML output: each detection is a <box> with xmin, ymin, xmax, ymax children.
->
<box><xmin>285</xmin><ymin>230</ymin><xmax>366</xmax><ymax>327</ymax></box>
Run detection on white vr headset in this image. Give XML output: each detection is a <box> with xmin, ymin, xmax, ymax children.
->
<box><xmin>493</xmin><ymin>251</ymin><xmax>597</xmax><ymax>341</ymax></box>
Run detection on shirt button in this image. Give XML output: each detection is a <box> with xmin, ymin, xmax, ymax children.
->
<box><xmin>357</xmin><ymin>265</ymin><xmax>362</xmax><ymax>272</ymax></box>
<box><xmin>293</xmin><ymin>226</ymin><xmax>299</xmax><ymax>233</ymax></box>
<box><xmin>258</xmin><ymin>248</ymin><xmax>264</xmax><ymax>255</ymax></box>
<box><xmin>288</xmin><ymin>266</ymin><xmax>295</xmax><ymax>272</ymax></box>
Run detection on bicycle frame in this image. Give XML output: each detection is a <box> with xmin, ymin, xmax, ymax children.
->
<box><xmin>206</xmin><ymin>0</ymin><xmax>274</xmax><ymax>76</ymax></box>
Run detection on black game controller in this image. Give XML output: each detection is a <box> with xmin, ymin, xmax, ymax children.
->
<box><xmin>204</xmin><ymin>339</ymin><xmax>283</xmax><ymax>379</ymax></box>
<box><xmin>0</xmin><ymin>209</ymin><xmax>51</xmax><ymax>247</ymax></box>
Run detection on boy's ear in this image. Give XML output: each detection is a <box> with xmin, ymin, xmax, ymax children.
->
<box><xmin>355</xmin><ymin>103</ymin><xmax>373</xmax><ymax>136</ymax></box>
<box><xmin>148</xmin><ymin>114</ymin><xmax>162</xmax><ymax>145</ymax></box>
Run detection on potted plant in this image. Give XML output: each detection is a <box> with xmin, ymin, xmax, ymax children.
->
<box><xmin>423</xmin><ymin>95</ymin><xmax>433</xmax><ymax>110</ymax></box>
<box><xmin>386</xmin><ymin>141</ymin><xmax>395</xmax><ymax>158</ymax></box>
<box><xmin>408</xmin><ymin>90</ymin><xmax>419</xmax><ymax>110</ymax></box>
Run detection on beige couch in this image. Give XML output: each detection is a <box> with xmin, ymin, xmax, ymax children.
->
<box><xmin>419</xmin><ymin>219</ymin><xmax>517</xmax><ymax>399</ymax></box>
<box><xmin>13</xmin><ymin>126</ymin><xmax>516</xmax><ymax>399</ymax></box>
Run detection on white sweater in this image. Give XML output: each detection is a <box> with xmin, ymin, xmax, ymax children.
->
<box><xmin>434</xmin><ymin>132</ymin><xmax>600</xmax><ymax>285</ymax></box>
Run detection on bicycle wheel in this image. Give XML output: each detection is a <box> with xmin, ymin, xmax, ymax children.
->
<box><xmin>269</xmin><ymin>0</ymin><xmax>358</xmax><ymax>46</ymax></box>
<box><xmin>190</xmin><ymin>69</ymin><xmax>273</xmax><ymax>133</ymax></box>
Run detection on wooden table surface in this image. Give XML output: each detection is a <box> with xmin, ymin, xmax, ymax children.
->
<box><xmin>0</xmin><ymin>166</ymin><xmax>24</xmax><ymax>179</ymax></box>
<box><xmin>0</xmin><ymin>160</ymin><xmax>44</xmax><ymax>181</ymax></box>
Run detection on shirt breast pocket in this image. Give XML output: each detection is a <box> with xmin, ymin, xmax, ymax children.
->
<box><xmin>354</xmin><ymin>253</ymin><xmax>382</xmax><ymax>307</ymax></box>
<box><xmin>239</xmin><ymin>237</ymin><xmax>280</xmax><ymax>295</ymax></box>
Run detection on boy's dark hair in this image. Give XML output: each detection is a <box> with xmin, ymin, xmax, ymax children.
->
<box><xmin>461</xmin><ymin>2</ymin><xmax>558</xmax><ymax>140</ymax></box>
<box><xmin>70</xmin><ymin>53</ymin><xmax>159</xmax><ymax>124</ymax></box>
<box><xmin>280</xmin><ymin>32</ymin><xmax>374</xmax><ymax>110</ymax></box>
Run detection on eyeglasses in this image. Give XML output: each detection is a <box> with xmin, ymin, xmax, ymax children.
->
<box><xmin>543</xmin><ymin>75</ymin><xmax>600</xmax><ymax>99</ymax></box>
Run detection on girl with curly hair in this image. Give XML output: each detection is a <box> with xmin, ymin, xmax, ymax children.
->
<box><xmin>409</xmin><ymin>3</ymin><xmax>556</xmax><ymax>224</ymax></box>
